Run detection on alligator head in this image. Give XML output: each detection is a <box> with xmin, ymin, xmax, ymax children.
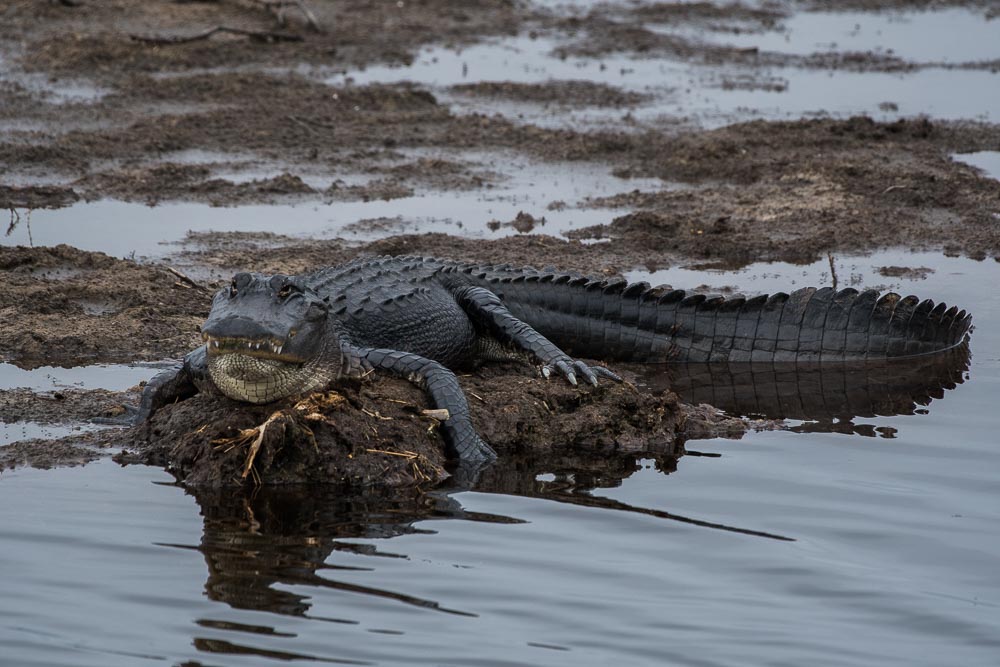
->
<box><xmin>201</xmin><ymin>272</ymin><xmax>336</xmax><ymax>403</ymax></box>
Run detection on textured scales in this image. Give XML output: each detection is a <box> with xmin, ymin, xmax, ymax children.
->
<box><xmin>132</xmin><ymin>255</ymin><xmax>973</xmax><ymax>473</ymax></box>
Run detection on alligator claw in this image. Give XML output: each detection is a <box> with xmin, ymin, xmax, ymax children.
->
<box><xmin>574</xmin><ymin>361</ymin><xmax>599</xmax><ymax>386</ymax></box>
<box><xmin>543</xmin><ymin>358</ymin><xmax>621</xmax><ymax>387</ymax></box>
<box><xmin>554</xmin><ymin>360</ymin><xmax>573</xmax><ymax>383</ymax></box>
<box><xmin>592</xmin><ymin>366</ymin><xmax>623</xmax><ymax>383</ymax></box>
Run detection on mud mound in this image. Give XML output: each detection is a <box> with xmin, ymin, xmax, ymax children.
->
<box><xmin>451</xmin><ymin>80</ymin><xmax>650</xmax><ymax>107</ymax></box>
<box><xmin>115</xmin><ymin>367</ymin><xmax>684</xmax><ymax>488</ymax></box>
<box><xmin>0</xmin><ymin>245</ymin><xmax>210</xmax><ymax>368</ymax></box>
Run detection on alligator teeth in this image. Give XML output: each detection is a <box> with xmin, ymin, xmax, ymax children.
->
<box><xmin>277</xmin><ymin>346</ymin><xmax>282</xmax><ymax>355</ymax></box>
<box><xmin>213</xmin><ymin>340</ymin><xmax>219</xmax><ymax>348</ymax></box>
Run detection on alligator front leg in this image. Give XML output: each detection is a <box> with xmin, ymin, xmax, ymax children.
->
<box><xmin>453</xmin><ymin>286</ymin><xmax>621</xmax><ymax>386</ymax></box>
<box><xmin>132</xmin><ymin>345</ymin><xmax>212</xmax><ymax>429</ymax></box>
<box><xmin>349</xmin><ymin>346</ymin><xmax>498</xmax><ymax>466</ymax></box>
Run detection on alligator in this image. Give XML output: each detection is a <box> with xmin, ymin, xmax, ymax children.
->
<box><xmin>133</xmin><ymin>255</ymin><xmax>973</xmax><ymax>469</ymax></box>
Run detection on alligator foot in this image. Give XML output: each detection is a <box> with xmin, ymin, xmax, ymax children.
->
<box><xmin>540</xmin><ymin>359</ymin><xmax>622</xmax><ymax>386</ymax></box>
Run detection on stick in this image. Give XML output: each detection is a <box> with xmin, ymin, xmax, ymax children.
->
<box><xmin>6</xmin><ymin>208</ymin><xmax>19</xmax><ymax>237</ymax></box>
<box><xmin>164</xmin><ymin>265</ymin><xmax>209</xmax><ymax>291</ymax></box>
<box><xmin>129</xmin><ymin>26</ymin><xmax>303</xmax><ymax>45</ymax></box>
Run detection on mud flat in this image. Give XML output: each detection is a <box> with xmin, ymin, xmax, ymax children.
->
<box><xmin>0</xmin><ymin>0</ymin><xmax>996</xmax><ymax>483</ymax></box>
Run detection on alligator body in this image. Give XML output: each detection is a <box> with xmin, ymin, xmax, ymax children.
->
<box><xmin>136</xmin><ymin>255</ymin><xmax>972</xmax><ymax>470</ymax></box>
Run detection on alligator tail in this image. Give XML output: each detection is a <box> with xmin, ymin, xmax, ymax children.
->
<box><xmin>455</xmin><ymin>265</ymin><xmax>972</xmax><ymax>362</ymax></box>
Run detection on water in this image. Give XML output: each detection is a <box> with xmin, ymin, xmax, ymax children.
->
<box><xmin>0</xmin><ymin>362</ymin><xmax>162</xmax><ymax>391</ymax></box>
<box><xmin>953</xmin><ymin>150</ymin><xmax>1000</xmax><ymax>181</ymax></box>
<box><xmin>2</xmin><ymin>251</ymin><xmax>998</xmax><ymax>665</ymax></box>
<box><xmin>332</xmin><ymin>12</ymin><xmax>1000</xmax><ymax>128</ymax></box>
<box><xmin>1</xmin><ymin>153</ymin><xmax>664</xmax><ymax>258</ymax></box>
<box><xmin>701</xmin><ymin>8</ymin><xmax>1000</xmax><ymax>64</ymax></box>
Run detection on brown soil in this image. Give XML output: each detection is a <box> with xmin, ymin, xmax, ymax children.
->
<box><xmin>104</xmin><ymin>365</ymin><xmax>687</xmax><ymax>488</ymax></box>
<box><xmin>451</xmin><ymin>80</ymin><xmax>651</xmax><ymax>107</ymax></box>
<box><xmin>878</xmin><ymin>265</ymin><xmax>935</xmax><ymax>280</ymax></box>
<box><xmin>0</xmin><ymin>245</ymin><xmax>209</xmax><ymax>368</ymax></box>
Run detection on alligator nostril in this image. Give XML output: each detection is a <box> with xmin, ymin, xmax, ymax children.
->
<box><xmin>288</xmin><ymin>329</ymin><xmax>297</xmax><ymax>338</ymax></box>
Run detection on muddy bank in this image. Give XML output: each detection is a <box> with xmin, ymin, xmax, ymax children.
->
<box><xmin>3</xmin><ymin>1</ymin><xmax>999</xmax><ymax>263</ymax></box>
<box><xmin>1</xmin><ymin>2</ymin><xmax>997</xmax><ymax>264</ymax></box>
<box><xmin>0</xmin><ymin>364</ymin><xmax>752</xmax><ymax>482</ymax></box>
<box><xmin>0</xmin><ymin>245</ymin><xmax>209</xmax><ymax>368</ymax></box>
<box><xmin>106</xmin><ymin>365</ymin><xmax>690</xmax><ymax>487</ymax></box>
<box><xmin>5</xmin><ymin>88</ymin><xmax>998</xmax><ymax>262</ymax></box>
<box><xmin>568</xmin><ymin>117</ymin><xmax>1000</xmax><ymax>264</ymax></box>
<box><xmin>1</xmin><ymin>0</ymin><xmax>525</xmax><ymax>76</ymax></box>
<box><xmin>450</xmin><ymin>80</ymin><xmax>651</xmax><ymax>107</ymax></box>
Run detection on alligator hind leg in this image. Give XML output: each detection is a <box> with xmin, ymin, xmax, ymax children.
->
<box><xmin>453</xmin><ymin>286</ymin><xmax>621</xmax><ymax>386</ymax></box>
<box><xmin>350</xmin><ymin>346</ymin><xmax>498</xmax><ymax>468</ymax></box>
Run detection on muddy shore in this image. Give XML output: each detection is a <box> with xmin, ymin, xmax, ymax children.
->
<box><xmin>1</xmin><ymin>0</ymin><xmax>997</xmax><ymax>484</ymax></box>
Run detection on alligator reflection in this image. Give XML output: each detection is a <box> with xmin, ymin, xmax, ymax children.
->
<box><xmin>180</xmin><ymin>444</ymin><xmax>789</xmax><ymax>633</ymax></box>
<box><xmin>628</xmin><ymin>344</ymin><xmax>971</xmax><ymax>437</ymax></box>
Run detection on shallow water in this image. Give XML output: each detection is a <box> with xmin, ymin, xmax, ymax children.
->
<box><xmin>953</xmin><ymin>150</ymin><xmax>1000</xmax><ymax>181</ymax></box>
<box><xmin>0</xmin><ymin>150</ymin><xmax>669</xmax><ymax>258</ymax></box>
<box><xmin>0</xmin><ymin>362</ymin><xmax>162</xmax><ymax>391</ymax></box>
<box><xmin>2</xmin><ymin>250</ymin><xmax>998</xmax><ymax>666</ymax></box>
<box><xmin>701</xmin><ymin>8</ymin><xmax>1000</xmax><ymax>64</ymax></box>
<box><xmin>332</xmin><ymin>9</ymin><xmax>1000</xmax><ymax>128</ymax></box>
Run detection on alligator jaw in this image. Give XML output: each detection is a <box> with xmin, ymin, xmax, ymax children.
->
<box><xmin>202</xmin><ymin>333</ymin><xmax>301</xmax><ymax>363</ymax></box>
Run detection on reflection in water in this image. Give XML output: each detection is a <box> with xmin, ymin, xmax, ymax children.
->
<box><xmin>183</xmin><ymin>487</ymin><xmax>496</xmax><ymax>619</ymax></box>
<box><xmin>176</xmin><ymin>439</ymin><xmax>793</xmax><ymax>658</ymax></box>
<box><xmin>629</xmin><ymin>344</ymin><xmax>971</xmax><ymax>437</ymax></box>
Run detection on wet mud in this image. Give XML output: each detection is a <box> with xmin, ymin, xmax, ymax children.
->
<box><xmin>2</xmin><ymin>3</ymin><xmax>998</xmax><ymax>264</ymax></box>
<box><xmin>1</xmin><ymin>1</ymin><xmax>997</xmax><ymax>484</ymax></box>
<box><xmin>0</xmin><ymin>245</ymin><xmax>210</xmax><ymax>368</ymax></box>
<box><xmin>106</xmin><ymin>365</ymin><xmax>694</xmax><ymax>488</ymax></box>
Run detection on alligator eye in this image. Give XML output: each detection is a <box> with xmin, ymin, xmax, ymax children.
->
<box><xmin>278</xmin><ymin>285</ymin><xmax>292</xmax><ymax>298</ymax></box>
<box><xmin>229</xmin><ymin>280</ymin><xmax>238</xmax><ymax>297</ymax></box>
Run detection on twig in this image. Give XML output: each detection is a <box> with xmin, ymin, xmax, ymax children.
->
<box><xmin>287</xmin><ymin>114</ymin><xmax>337</xmax><ymax>131</ymax></box>
<box><xmin>420</xmin><ymin>408</ymin><xmax>450</xmax><ymax>421</ymax></box>
<box><xmin>6</xmin><ymin>208</ymin><xmax>19</xmax><ymax>237</ymax></box>
<box><xmin>361</xmin><ymin>407</ymin><xmax>393</xmax><ymax>421</ymax></box>
<box><xmin>828</xmin><ymin>252</ymin><xmax>838</xmax><ymax>291</ymax></box>
<box><xmin>287</xmin><ymin>115</ymin><xmax>318</xmax><ymax>135</ymax></box>
<box><xmin>411</xmin><ymin>461</ymin><xmax>430</xmax><ymax>482</ymax></box>
<box><xmin>366</xmin><ymin>448</ymin><xmax>418</xmax><ymax>459</ymax></box>
<box><xmin>241</xmin><ymin>411</ymin><xmax>284</xmax><ymax>480</ymax></box>
<box><xmin>164</xmin><ymin>265</ymin><xmax>209</xmax><ymax>291</ymax></box>
<box><xmin>129</xmin><ymin>26</ymin><xmax>303</xmax><ymax>45</ymax></box>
